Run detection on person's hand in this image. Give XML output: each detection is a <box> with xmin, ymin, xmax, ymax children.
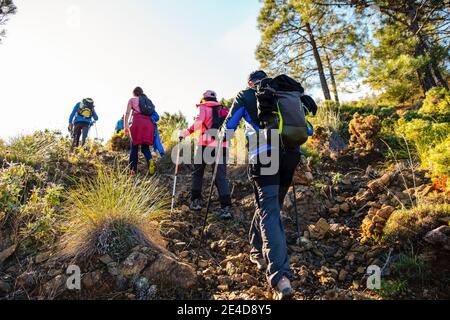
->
<box><xmin>68</xmin><ymin>124</ymin><xmax>73</xmax><ymax>131</ymax></box>
<box><xmin>124</xmin><ymin>128</ymin><xmax>130</xmax><ymax>136</ymax></box>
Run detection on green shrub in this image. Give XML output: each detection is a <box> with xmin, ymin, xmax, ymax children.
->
<box><xmin>339</xmin><ymin>102</ymin><xmax>396</xmax><ymax>119</ymax></box>
<box><xmin>158</xmin><ymin>111</ymin><xmax>188</xmax><ymax>150</ymax></box>
<box><xmin>395</xmin><ymin>118</ymin><xmax>450</xmax><ymax>174</ymax></box>
<box><xmin>403</xmin><ymin>110</ymin><xmax>421</xmax><ymax>122</ymax></box>
<box><xmin>393</xmin><ymin>253</ymin><xmax>429</xmax><ymax>284</ymax></box>
<box><xmin>383</xmin><ymin>203</ymin><xmax>450</xmax><ymax>243</ymax></box>
<box><xmin>332</xmin><ymin>173</ymin><xmax>344</xmax><ymax>186</ymax></box>
<box><xmin>426</xmin><ymin>136</ymin><xmax>450</xmax><ymax>176</ymax></box>
<box><xmin>107</xmin><ymin>130</ymin><xmax>130</xmax><ymax>152</ymax></box>
<box><xmin>377</xmin><ymin>279</ymin><xmax>408</xmax><ymax>299</ymax></box>
<box><xmin>0</xmin><ymin>164</ymin><xmax>44</xmax><ymax>217</ymax></box>
<box><xmin>4</xmin><ymin>131</ymin><xmax>63</xmax><ymax>166</ymax></box>
<box><xmin>16</xmin><ymin>184</ymin><xmax>64</xmax><ymax>253</ymax></box>
<box><xmin>309</xmin><ymin>101</ymin><xmax>343</xmax><ymax>133</ymax></box>
<box><xmin>419</xmin><ymin>87</ymin><xmax>450</xmax><ymax>117</ymax></box>
<box><xmin>301</xmin><ymin>144</ymin><xmax>320</xmax><ymax>166</ymax></box>
<box><xmin>379</xmin><ymin>117</ymin><xmax>412</xmax><ymax>160</ymax></box>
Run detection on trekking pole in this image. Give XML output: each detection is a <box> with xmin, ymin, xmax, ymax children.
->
<box><xmin>196</xmin><ymin>130</ymin><xmax>225</xmax><ymax>265</ymax></box>
<box><xmin>292</xmin><ymin>179</ymin><xmax>302</xmax><ymax>240</ymax></box>
<box><xmin>94</xmin><ymin>122</ymin><xmax>98</xmax><ymax>140</ymax></box>
<box><xmin>170</xmin><ymin>138</ymin><xmax>183</xmax><ymax>214</ymax></box>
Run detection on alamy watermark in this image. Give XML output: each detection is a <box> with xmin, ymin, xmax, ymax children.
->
<box><xmin>66</xmin><ymin>264</ymin><xmax>81</xmax><ymax>291</ymax></box>
<box><xmin>366</xmin><ymin>265</ymin><xmax>382</xmax><ymax>290</ymax></box>
<box><xmin>172</xmin><ymin>128</ymin><xmax>281</xmax><ymax>176</ymax></box>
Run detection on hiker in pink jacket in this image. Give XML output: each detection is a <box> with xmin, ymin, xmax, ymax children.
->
<box><xmin>180</xmin><ymin>90</ymin><xmax>233</xmax><ymax>220</ymax></box>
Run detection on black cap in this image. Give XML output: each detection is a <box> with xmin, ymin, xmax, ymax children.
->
<box><xmin>248</xmin><ymin>70</ymin><xmax>267</xmax><ymax>83</ymax></box>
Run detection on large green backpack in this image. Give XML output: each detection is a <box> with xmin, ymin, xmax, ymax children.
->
<box><xmin>256</xmin><ymin>75</ymin><xmax>316</xmax><ymax>148</ymax></box>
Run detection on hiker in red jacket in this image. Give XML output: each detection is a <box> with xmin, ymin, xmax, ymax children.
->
<box><xmin>124</xmin><ymin>87</ymin><xmax>156</xmax><ymax>175</ymax></box>
<box><xmin>180</xmin><ymin>90</ymin><xmax>233</xmax><ymax>220</ymax></box>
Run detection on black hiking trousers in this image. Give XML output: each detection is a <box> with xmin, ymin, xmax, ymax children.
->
<box><xmin>191</xmin><ymin>145</ymin><xmax>232</xmax><ymax>208</ymax></box>
<box><xmin>248</xmin><ymin>147</ymin><xmax>301</xmax><ymax>288</ymax></box>
<box><xmin>71</xmin><ymin>122</ymin><xmax>90</xmax><ymax>150</ymax></box>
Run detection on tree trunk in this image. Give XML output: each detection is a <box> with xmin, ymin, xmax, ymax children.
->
<box><xmin>324</xmin><ymin>49</ymin><xmax>340</xmax><ymax>105</ymax></box>
<box><xmin>417</xmin><ymin>34</ymin><xmax>449</xmax><ymax>90</ymax></box>
<box><xmin>406</xmin><ymin>1</ymin><xmax>437</xmax><ymax>93</ymax></box>
<box><xmin>306</xmin><ymin>22</ymin><xmax>332</xmax><ymax>101</ymax></box>
<box><xmin>415</xmin><ymin>42</ymin><xmax>437</xmax><ymax>93</ymax></box>
<box><xmin>431</xmin><ymin>65</ymin><xmax>449</xmax><ymax>90</ymax></box>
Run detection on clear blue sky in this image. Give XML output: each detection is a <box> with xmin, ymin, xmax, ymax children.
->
<box><xmin>0</xmin><ymin>0</ymin><xmax>367</xmax><ymax>142</ymax></box>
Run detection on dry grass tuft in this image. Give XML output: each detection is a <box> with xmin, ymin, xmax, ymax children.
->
<box><xmin>60</xmin><ymin>165</ymin><xmax>169</xmax><ymax>260</ymax></box>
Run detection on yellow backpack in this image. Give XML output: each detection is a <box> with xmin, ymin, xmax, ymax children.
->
<box><xmin>78</xmin><ymin>98</ymin><xmax>94</xmax><ymax>119</ymax></box>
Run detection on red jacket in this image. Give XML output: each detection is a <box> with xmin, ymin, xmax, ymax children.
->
<box><xmin>184</xmin><ymin>101</ymin><xmax>229</xmax><ymax>147</ymax></box>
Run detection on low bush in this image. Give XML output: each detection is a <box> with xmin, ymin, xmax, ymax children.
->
<box><xmin>107</xmin><ymin>130</ymin><xmax>130</xmax><ymax>152</ymax></box>
<box><xmin>383</xmin><ymin>203</ymin><xmax>450</xmax><ymax>243</ymax></box>
<box><xmin>394</xmin><ymin>119</ymin><xmax>450</xmax><ymax>175</ymax></box>
<box><xmin>16</xmin><ymin>184</ymin><xmax>64</xmax><ymax>253</ymax></box>
<box><xmin>309</xmin><ymin>101</ymin><xmax>343</xmax><ymax>134</ymax></box>
<box><xmin>425</xmin><ymin>136</ymin><xmax>450</xmax><ymax>177</ymax></box>
<box><xmin>2</xmin><ymin>131</ymin><xmax>66</xmax><ymax>167</ymax></box>
<box><xmin>0</xmin><ymin>164</ymin><xmax>45</xmax><ymax>219</ymax></box>
<box><xmin>419</xmin><ymin>87</ymin><xmax>450</xmax><ymax>118</ymax></box>
<box><xmin>60</xmin><ymin>165</ymin><xmax>169</xmax><ymax>260</ymax></box>
<box><xmin>393</xmin><ymin>252</ymin><xmax>429</xmax><ymax>284</ymax></box>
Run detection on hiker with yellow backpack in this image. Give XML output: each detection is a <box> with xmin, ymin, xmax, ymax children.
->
<box><xmin>69</xmin><ymin>98</ymin><xmax>99</xmax><ymax>151</ymax></box>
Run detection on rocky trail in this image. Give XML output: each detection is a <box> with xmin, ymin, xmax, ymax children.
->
<box><xmin>1</xmin><ymin>131</ymin><xmax>449</xmax><ymax>300</ymax></box>
<box><xmin>151</xmin><ymin>146</ymin><xmax>449</xmax><ymax>300</ymax></box>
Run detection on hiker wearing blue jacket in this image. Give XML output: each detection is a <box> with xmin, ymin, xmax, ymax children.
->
<box><xmin>115</xmin><ymin>117</ymin><xmax>124</xmax><ymax>133</ymax></box>
<box><xmin>69</xmin><ymin>98</ymin><xmax>99</xmax><ymax>150</ymax></box>
<box><xmin>151</xmin><ymin>112</ymin><xmax>165</xmax><ymax>157</ymax></box>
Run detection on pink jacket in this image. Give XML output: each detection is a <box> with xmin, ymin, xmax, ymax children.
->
<box><xmin>183</xmin><ymin>101</ymin><xmax>229</xmax><ymax>147</ymax></box>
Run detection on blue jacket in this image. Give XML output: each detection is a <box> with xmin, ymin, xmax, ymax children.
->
<box><xmin>69</xmin><ymin>102</ymin><xmax>99</xmax><ymax>125</ymax></box>
<box><xmin>151</xmin><ymin>112</ymin><xmax>165</xmax><ymax>156</ymax></box>
<box><xmin>115</xmin><ymin>119</ymin><xmax>124</xmax><ymax>133</ymax></box>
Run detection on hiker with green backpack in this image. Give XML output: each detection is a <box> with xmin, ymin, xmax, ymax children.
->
<box><xmin>224</xmin><ymin>71</ymin><xmax>316</xmax><ymax>300</ymax></box>
<box><xmin>179</xmin><ymin>90</ymin><xmax>233</xmax><ymax>220</ymax></box>
<box><xmin>68</xmin><ymin>98</ymin><xmax>99</xmax><ymax>151</ymax></box>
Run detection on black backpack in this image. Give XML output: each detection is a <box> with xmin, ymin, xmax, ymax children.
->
<box><xmin>256</xmin><ymin>75</ymin><xmax>317</xmax><ymax>148</ymax></box>
<box><xmin>205</xmin><ymin>105</ymin><xmax>228</xmax><ymax>142</ymax></box>
<box><xmin>210</xmin><ymin>106</ymin><xmax>228</xmax><ymax>130</ymax></box>
<box><xmin>138</xmin><ymin>95</ymin><xmax>155</xmax><ymax>117</ymax></box>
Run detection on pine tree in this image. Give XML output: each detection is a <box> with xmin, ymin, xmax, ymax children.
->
<box><xmin>256</xmin><ymin>0</ymin><xmax>332</xmax><ymax>100</ymax></box>
<box><xmin>0</xmin><ymin>0</ymin><xmax>17</xmax><ymax>44</ymax></box>
<box><xmin>256</xmin><ymin>0</ymin><xmax>362</xmax><ymax>102</ymax></box>
<box><xmin>340</xmin><ymin>0</ymin><xmax>449</xmax><ymax>93</ymax></box>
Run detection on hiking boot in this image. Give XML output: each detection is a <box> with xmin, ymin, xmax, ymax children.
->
<box><xmin>275</xmin><ymin>277</ymin><xmax>294</xmax><ymax>300</ymax></box>
<box><xmin>149</xmin><ymin>160</ymin><xmax>156</xmax><ymax>175</ymax></box>
<box><xmin>250</xmin><ymin>255</ymin><xmax>267</xmax><ymax>271</ymax></box>
<box><xmin>217</xmin><ymin>206</ymin><xmax>233</xmax><ymax>220</ymax></box>
<box><xmin>190</xmin><ymin>199</ymin><xmax>202</xmax><ymax>211</ymax></box>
